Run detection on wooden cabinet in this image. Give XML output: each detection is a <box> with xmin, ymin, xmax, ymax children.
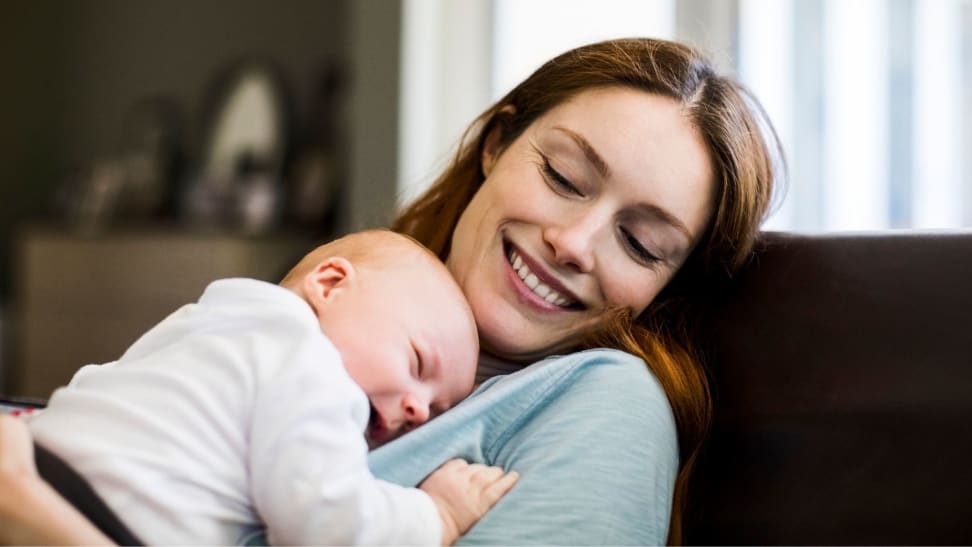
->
<box><xmin>12</xmin><ymin>226</ymin><xmax>313</xmax><ymax>398</ymax></box>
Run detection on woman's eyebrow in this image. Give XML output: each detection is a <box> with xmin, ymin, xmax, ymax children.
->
<box><xmin>551</xmin><ymin>126</ymin><xmax>611</xmax><ymax>178</ymax></box>
<box><xmin>638</xmin><ymin>203</ymin><xmax>694</xmax><ymax>243</ymax></box>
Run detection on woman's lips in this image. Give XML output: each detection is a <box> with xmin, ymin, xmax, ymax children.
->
<box><xmin>503</xmin><ymin>241</ymin><xmax>583</xmax><ymax>311</ymax></box>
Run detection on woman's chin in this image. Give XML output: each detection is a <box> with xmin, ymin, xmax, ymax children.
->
<box><xmin>475</xmin><ymin>300</ymin><xmax>606</xmax><ymax>362</ymax></box>
<box><xmin>473</xmin><ymin>284</ymin><xmax>610</xmax><ymax>361</ymax></box>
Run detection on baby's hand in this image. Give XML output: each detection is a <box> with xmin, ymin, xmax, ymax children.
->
<box><xmin>419</xmin><ymin>458</ymin><xmax>519</xmax><ymax>545</ymax></box>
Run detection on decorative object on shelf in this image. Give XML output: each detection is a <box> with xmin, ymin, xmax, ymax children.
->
<box><xmin>182</xmin><ymin>59</ymin><xmax>293</xmax><ymax>234</ymax></box>
<box><xmin>54</xmin><ymin>96</ymin><xmax>185</xmax><ymax>234</ymax></box>
<box><xmin>289</xmin><ymin>61</ymin><xmax>347</xmax><ymax>235</ymax></box>
<box><xmin>115</xmin><ymin>96</ymin><xmax>186</xmax><ymax>219</ymax></box>
<box><xmin>55</xmin><ymin>159</ymin><xmax>127</xmax><ymax>234</ymax></box>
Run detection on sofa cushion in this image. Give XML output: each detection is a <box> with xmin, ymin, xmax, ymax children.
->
<box><xmin>690</xmin><ymin>231</ymin><xmax>972</xmax><ymax>545</ymax></box>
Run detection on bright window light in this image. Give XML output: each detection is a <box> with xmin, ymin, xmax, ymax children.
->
<box><xmin>913</xmin><ymin>0</ymin><xmax>964</xmax><ymax>228</ymax></box>
<box><xmin>492</xmin><ymin>0</ymin><xmax>675</xmax><ymax>99</ymax></box>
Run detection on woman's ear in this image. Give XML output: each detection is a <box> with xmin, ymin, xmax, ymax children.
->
<box><xmin>482</xmin><ymin>105</ymin><xmax>516</xmax><ymax>177</ymax></box>
<box><xmin>303</xmin><ymin>256</ymin><xmax>356</xmax><ymax>315</ymax></box>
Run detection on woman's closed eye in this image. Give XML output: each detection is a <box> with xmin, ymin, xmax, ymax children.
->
<box><xmin>539</xmin><ymin>157</ymin><xmax>583</xmax><ymax>197</ymax></box>
<box><xmin>619</xmin><ymin>226</ymin><xmax>662</xmax><ymax>265</ymax></box>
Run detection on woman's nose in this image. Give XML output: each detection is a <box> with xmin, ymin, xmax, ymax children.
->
<box><xmin>543</xmin><ymin>211</ymin><xmax>605</xmax><ymax>273</ymax></box>
<box><xmin>402</xmin><ymin>394</ymin><xmax>430</xmax><ymax>425</ymax></box>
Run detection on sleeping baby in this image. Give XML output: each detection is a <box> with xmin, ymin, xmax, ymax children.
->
<box><xmin>27</xmin><ymin>229</ymin><xmax>517</xmax><ymax>545</ymax></box>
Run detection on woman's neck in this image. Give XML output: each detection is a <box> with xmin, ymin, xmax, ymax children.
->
<box><xmin>475</xmin><ymin>352</ymin><xmax>526</xmax><ymax>384</ymax></box>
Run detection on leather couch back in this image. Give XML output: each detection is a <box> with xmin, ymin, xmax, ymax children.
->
<box><xmin>688</xmin><ymin>231</ymin><xmax>972</xmax><ymax>545</ymax></box>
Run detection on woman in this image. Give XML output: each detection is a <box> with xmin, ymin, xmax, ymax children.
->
<box><xmin>0</xmin><ymin>37</ymin><xmax>778</xmax><ymax>545</ymax></box>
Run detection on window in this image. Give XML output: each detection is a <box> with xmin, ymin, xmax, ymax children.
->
<box><xmin>740</xmin><ymin>0</ymin><xmax>970</xmax><ymax>230</ymax></box>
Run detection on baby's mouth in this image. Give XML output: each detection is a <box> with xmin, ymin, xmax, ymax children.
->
<box><xmin>367</xmin><ymin>404</ymin><xmax>385</xmax><ymax>441</ymax></box>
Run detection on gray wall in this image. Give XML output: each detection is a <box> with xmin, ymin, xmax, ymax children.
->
<box><xmin>0</xmin><ymin>0</ymin><xmax>353</xmax><ymax>298</ymax></box>
<box><xmin>347</xmin><ymin>0</ymin><xmax>403</xmax><ymax>231</ymax></box>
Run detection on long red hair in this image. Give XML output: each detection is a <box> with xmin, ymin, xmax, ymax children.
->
<box><xmin>392</xmin><ymin>38</ymin><xmax>780</xmax><ymax>544</ymax></box>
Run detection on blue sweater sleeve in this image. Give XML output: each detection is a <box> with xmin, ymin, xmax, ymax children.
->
<box><xmin>368</xmin><ymin>348</ymin><xmax>679</xmax><ymax>545</ymax></box>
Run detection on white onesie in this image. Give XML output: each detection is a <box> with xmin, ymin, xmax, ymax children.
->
<box><xmin>29</xmin><ymin>278</ymin><xmax>440</xmax><ymax>545</ymax></box>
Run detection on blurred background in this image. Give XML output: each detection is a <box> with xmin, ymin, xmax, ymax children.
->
<box><xmin>0</xmin><ymin>0</ymin><xmax>969</xmax><ymax>397</ymax></box>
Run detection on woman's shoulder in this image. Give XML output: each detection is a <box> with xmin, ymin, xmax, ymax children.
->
<box><xmin>483</xmin><ymin>348</ymin><xmax>677</xmax><ymax>448</ymax></box>
<box><xmin>466</xmin><ymin>348</ymin><xmax>679</xmax><ymax>545</ymax></box>
<box><xmin>556</xmin><ymin>347</ymin><xmax>666</xmax><ymax>387</ymax></box>
<box><xmin>514</xmin><ymin>348</ymin><xmax>671</xmax><ymax>406</ymax></box>
<box><xmin>546</xmin><ymin>347</ymin><xmax>672</xmax><ymax>412</ymax></box>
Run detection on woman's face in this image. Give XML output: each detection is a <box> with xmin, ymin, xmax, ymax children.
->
<box><xmin>447</xmin><ymin>86</ymin><xmax>716</xmax><ymax>361</ymax></box>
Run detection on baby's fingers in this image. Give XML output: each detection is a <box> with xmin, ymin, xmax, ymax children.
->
<box><xmin>468</xmin><ymin>463</ymin><xmax>504</xmax><ymax>484</ymax></box>
<box><xmin>481</xmin><ymin>470</ymin><xmax>519</xmax><ymax>508</ymax></box>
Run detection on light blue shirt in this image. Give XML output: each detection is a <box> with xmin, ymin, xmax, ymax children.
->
<box><xmin>370</xmin><ymin>348</ymin><xmax>678</xmax><ymax>545</ymax></box>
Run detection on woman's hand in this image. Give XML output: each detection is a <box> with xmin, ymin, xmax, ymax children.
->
<box><xmin>419</xmin><ymin>459</ymin><xmax>518</xmax><ymax>545</ymax></box>
<box><xmin>0</xmin><ymin>414</ymin><xmax>113</xmax><ymax>545</ymax></box>
<box><xmin>0</xmin><ymin>413</ymin><xmax>42</xmax><ymax>544</ymax></box>
<box><xmin>0</xmin><ymin>413</ymin><xmax>37</xmax><ymax>478</ymax></box>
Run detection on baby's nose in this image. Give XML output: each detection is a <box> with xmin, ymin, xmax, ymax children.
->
<box><xmin>403</xmin><ymin>394</ymin><xmax>430</xmax><ymax>424</ymax></box>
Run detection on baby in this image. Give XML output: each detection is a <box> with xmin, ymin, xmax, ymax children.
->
<box><xmin>27</xmin><ymin>229</ymin><xmax>516</xmax><ymax>545</ymax></box>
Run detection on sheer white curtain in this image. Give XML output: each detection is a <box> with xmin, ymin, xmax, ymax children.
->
<box><xmin>912</xmin><ymin>0</ymin><xmax>966</xmax><ymax>227</ymax></box>
<box><xmin>397</xmin><ymin>0</ymin><xmax>493</xmax><ymax>206</ymax></box>
<box><xmin>737</xmin><ymin>0</ymin><xmax>795</xmax><ymax>230</ymax></box>
<box><xmin>739</xmin><ymin>0</ymin><xmax>970</xmax><ymax>231</ymax></box>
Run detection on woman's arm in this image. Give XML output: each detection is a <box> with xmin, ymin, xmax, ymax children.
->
<box><xmin>0</xmin><ymin>415</ymin><xmax>112</xmax><ymax>546</ymax></box>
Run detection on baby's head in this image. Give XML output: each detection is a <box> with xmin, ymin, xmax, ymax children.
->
<box><xmin>281</xmin><ymin>230</ymin><xmax>479</xmax><ymax>446</ymax></box>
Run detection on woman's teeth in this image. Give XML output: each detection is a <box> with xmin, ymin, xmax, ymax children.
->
<box><xmin>508</xmin><ymin>249</ymin><xmax>574</xmax><ymax>307</ymax></box>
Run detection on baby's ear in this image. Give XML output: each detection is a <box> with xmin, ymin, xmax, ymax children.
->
<box><xmin>303</xmin><ymin>256</ymin><xmax>356</xmax><ymax>312</ymax></box>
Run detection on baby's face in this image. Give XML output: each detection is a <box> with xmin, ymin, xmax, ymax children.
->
<box><xmin>317</xmin><ymin>257</ymin><xmax>479</xmax><ymax>446</ymax></box>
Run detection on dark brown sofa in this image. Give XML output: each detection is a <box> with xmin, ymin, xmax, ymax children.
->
<box><xmin>689</xmin><ymin>231</ymin><xmax>972</xmax><ymax>545</ymax></box>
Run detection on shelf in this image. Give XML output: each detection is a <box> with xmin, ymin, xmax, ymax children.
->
<box><xmin>11</xmin><ymin>226</ymin><xmax>315</xmax><ymax>398</ymax></box>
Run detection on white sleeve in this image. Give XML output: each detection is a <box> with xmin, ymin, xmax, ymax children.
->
<box><xmin>249</xmin><ymin>339</ymin><xmax>442</xmax><ymax>546</ymax></box>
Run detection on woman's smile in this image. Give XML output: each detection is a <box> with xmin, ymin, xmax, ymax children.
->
<box><xmin>503</xmin><ymin>239</ymin><xmax>584</xmax><ymax>311</ymax></box>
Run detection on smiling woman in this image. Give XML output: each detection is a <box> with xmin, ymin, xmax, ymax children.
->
<box><xmin>393</xmin><ymin>38</ymin><xmax>779</xmax><ymax>543</ymax></box>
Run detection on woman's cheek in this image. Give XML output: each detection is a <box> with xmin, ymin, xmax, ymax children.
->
<box><xmin>606</xmin><ymin>270</ymin><xmax>665</xmax><ymax>317</ymax></box>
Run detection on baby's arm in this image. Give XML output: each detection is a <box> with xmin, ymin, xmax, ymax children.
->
<box><xmin>0</xmin><ymin>415</ymin><xmax>112</xmax><ymax>546</ymax></box>
<box><xmin>253</xmin><ymin>418</ymin><xmax>516</xmax><ymax>545</ymax></box>
<box><xmin>420</xmin><ymin>459</ymin><xmax>519</xmax><ymax>545</ymax></box>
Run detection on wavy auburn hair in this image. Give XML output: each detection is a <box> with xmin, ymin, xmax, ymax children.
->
<box><xmin>392</xmin><ymin>37</ymin><xmax>781</xmax><ymax>544</ymax></box>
